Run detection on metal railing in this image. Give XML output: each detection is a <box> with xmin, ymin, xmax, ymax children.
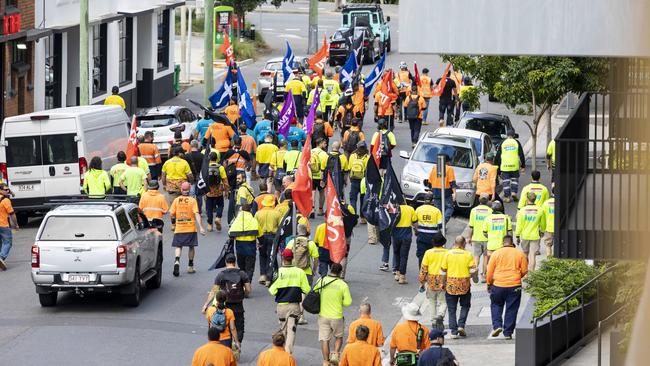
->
<box><xmin>532</xmin><ymin>264</ymin><xmax>618</xmax><ymax>365</ymax></box>
<box><xmin>597</xmin><ymin>304</ymin><xmax>627</xmax><ymax>366</ymax></box>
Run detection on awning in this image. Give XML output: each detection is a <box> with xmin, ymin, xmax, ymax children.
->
<box><xmin>89</xmin><ymin>13</ymin><xmax>125</xmax><ymax>26</ymax></box>
<box><xmin>0</xmin><ymin>27</ymin><xmax>52</xmax><ymax>43</ymax></box>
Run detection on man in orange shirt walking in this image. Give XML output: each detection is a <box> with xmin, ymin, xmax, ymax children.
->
<box><xmin>340</xmin><ymin>325</ymin><xmax>381</xmax><ymax>366</ymax></box>
<box><xmin>191</xmin><ymin>327</ymin><xmax>237</xmax><ymax>366</ymax></box>
<box><xmin>169</xmin><ymin>182</ymin><xmax>206</xmax><ymax>277</ymax></box>
<box><xmin>257</xmin><ymin>333</ymin><xmax>296</xmax><ymax>366</ymax></box>
<box><xmin>389</xmin><ymin>303</ymin><xmax>430</xmax><ymax>366</ymax></box>
<box><xmin>486</xmin><ymin>235</ymin><xmax>528</xmax><ymax>339</ymax></box>
<box><xmin>0</xmin><ymin>183</ymin><xmax>18</xmax><ymax>270</ymax></box>
<box><xmin>346</xmin><ymin>303</ymin><xmax>385</xmax><ymax>347</ymax></box>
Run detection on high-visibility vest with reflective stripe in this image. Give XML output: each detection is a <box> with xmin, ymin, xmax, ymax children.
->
<box><xmin>419</xmin><ymin>75</ymin><xmax>433</xmax><ymax>98</ymax></box>
<box><xmin>500</xmin><ymin>138</ymin><xmax>520</xmax><ymax>172</ymax></box>
<box><xmin>139</xmin><ymin>143</ymin><xmax>161</xmax><ymax>165</ymax></box>
<box><xmin>415</xmin><ymin>204</ymin><xmax>442</xmax><ymax>234</ymax></box>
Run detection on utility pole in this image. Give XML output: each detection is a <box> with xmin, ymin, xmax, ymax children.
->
<box><xmin>180</xmin><ymin>6</ymin><xmax>187</xmax><ymax>83</ymax></box>
<box><xmin>307</xmin><ymin>0</ymin><xmax>318</xmax><ymax>54</ymax></box>
<box><xmin>204</xmin><ymin>0</ymin><xmax>214</xmax><ymax>106</ymax></box>
<box><xmin>79</xmin><ymin>0</ymin><xmax>89</xmax><ymax>105</ymax></box>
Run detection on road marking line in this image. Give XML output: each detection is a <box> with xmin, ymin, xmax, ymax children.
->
<box><xmin>278</xmin><ymin>34</ymin><xmax>303</xmax><ymax>39</ymax></box>
<box><xmin>285</xmin><ymin>28</ymin><xmax>301</xmax><ymax>31</ymax></box>
<box><xmin>261</xmin><ymin>28</ymin><xmax>275</xmax><ymax>31</ymax></box>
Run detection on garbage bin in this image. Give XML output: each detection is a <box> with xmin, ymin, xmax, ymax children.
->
<box><xmin>173</xmin><ymin>64</ymin><xmax>181</xmax><ymax>95</ymax></box>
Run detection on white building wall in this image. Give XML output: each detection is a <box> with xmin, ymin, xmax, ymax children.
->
<box><xmin>399</xmin><ymin>0</ymin><xmax>650</xmax><ymax>57</ymax></box>
<box><xmin>137</xmin><ymin>12</ymin><xmax>154</xmax><ymax>80</ymax></box>
<box><xmin>33</xmin><ymin>40</ymin><xmax>45</xmax><ymax>111</ymax></box>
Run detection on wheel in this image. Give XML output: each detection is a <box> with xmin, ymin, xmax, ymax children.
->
<box><xmin>39</xmin><ymin>292</ymin><xmax>57</xmax><ymax>307</ymax></box>
<box><xmin>122</xmin><ymin>264</ymin><xmax>141</xmax><ymax>307</ymax></box>
<box><xmin>16</xmin><ymin>212</ymin><xmax>28</xmax><ymax>226</ymax></box>
<box><xmin>145</xmin><ymin>245</ymin><xmax>163</xmax><ymax>290</ymax></box>
<box><xmin>386</xmin><ymin>36</ymin><xmax>392</xmax><ymax>53</ymax></box>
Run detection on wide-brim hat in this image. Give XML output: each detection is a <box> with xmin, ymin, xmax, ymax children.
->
<box><xmin>401</xmin><ymin>303</ymin><xmax>423</xmax><ymax>321</ymax></box>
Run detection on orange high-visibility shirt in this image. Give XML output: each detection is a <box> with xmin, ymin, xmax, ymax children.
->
<box><xmin>224</xmin><ymin>105</ymin><xmax>240</xmax><ymax>123</ymax></box>
<box><xmin>139</xmin><ymin>190</ymin><xmax>169</xmax><ymax>219</ymax></box>
<box><xmin>428</xmin><ymin>165</ymin><xmax>456</xmax><ymax>189</ymax></box>
<box><xmin>205</xmin><ymin>123</ymin><xmax>235</xmax><ymax>153</ymax></box>
<box><xmin>138</xmin><ymin>143</ymin><xmax>161</xmax><ymax>165</ymax></box>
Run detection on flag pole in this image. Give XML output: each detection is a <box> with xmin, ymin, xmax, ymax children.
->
<box><xmin>292</xmin><ymin>200</ymin><xmax>297</xmax><ymax>239</ymax></box>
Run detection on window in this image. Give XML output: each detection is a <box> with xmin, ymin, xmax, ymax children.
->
<box><xmin>39</xmin><ymin>216</ymin><xmax>117</xmax><ymax>241</ymax></box>
<box><xmin>128</xmin><ymin>208</ymin><xmax>143</xmax><ymax>227</ymax></box>
<box><xmin>157</xmin><ymin>10</ymin><xmax>170</xmax><ymax>71</ymax></box>
<box><xmin>6</xmin><ymin>136</ymin><xmax>41</xmax><ymax>167</ymax></box>
<box><xmin>5</xmin><ymin>0</ymin><xmax>18</xmax><ymax>9</ymax></box>
<box><xmin>118</xmin><ymin>18</ymin><xmax>133</xmax><ymax>85</ymax></box>
<box><xmin>12</xmin><ymin>41</ymin><xmax>27</xmax><ymax>64</ymax></box>
<box><xmin>92</xmin><ymin>24</ymin><xmax>107</xmax><ymax>97</ymax></box>
<box><xmin>41</xmin><ymin>134</ymin><xmax>78</xmax><ymax>165</ymax></box>
<box><xmin>464</xmin><ymin>118</ymin><xmax>508</xmax><ymax>139</ymax></box>
<box><xmin>44</xmin><ymin>34</ymin><xmax>61</xmax><ymax>109</ymax></box>
<box><xmin>116</xmin><ymin>210</ymin><xmax>132</xmax><ymax>234</ymax></box>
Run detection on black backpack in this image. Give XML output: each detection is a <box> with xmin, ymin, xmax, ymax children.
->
<box><xmin>343</xmin><ymin>108</ymin><xmax>354</xmax><ymax>129</ymax></box>
<box><xmin>225</xmin><ymin>153</ymin><xmax>241</xmax><ymax>187</ymax></box>
<box><xmin>313</xmin><ymin>122</ymin><xmax>326</xmax><ymax>144</ymax></box>
<box><xmin>406</xmin><ymin>96</ymin><xmax>420</xmax><ymax>119</ymax></box>
<box><xmin>222</xmin><ymin>278</ymin><xmax>245</xmax><ymax>303</ymax></box>
<box><xmin>207</xmin><ymin>163</ymin><xmax>222</xmax><ymax>187</ymax></box>
<box><xmin>302</xmin><ymin>278</ymin><xmax>338</xmax><ymax>314</ymax></box>
<box><xmin>344</xmin><ymin>131</ymin><xmax>360</xmax><ymax>154</ymax></box>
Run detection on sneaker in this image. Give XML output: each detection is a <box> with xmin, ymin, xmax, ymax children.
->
<box><xmin>423</xmin><ymin>121</ymin><xmax>429</xmax><ymax>125</ymax></box>
<box><xmin>504</xmin><ymin>335</ymin><xmax>513</xmax><ymax>340</ymax></box>
<box><xmin>259</xmin><ymin>275</ymin><xmax>268</xmax><ymax>285</ymax></box>
<box><xmin>317</xmin><ymin>209</ymin><xmax>325</xmax><ymax>216</ymax></box>
<box><xmin>394</xmin><ymin>272</ymin><xmax>400</xmax><ymax>281</ymax></box>
<box><xmin>503</xmin><ymin>197</ymin><xmax>511</xmax><ymax>203</ymax></box>
<box><xmin>207</xmin><ymin>223</ymin><xmax>213</xmax><ymax>232</ymax></box>
<box><xmin>309</xmin><ymin>213</ymin><xmax>315</xmax><ymax>219</ymax></box>
<box><xmin>368</xmin><ymin>241</ymin><xmax>376</xmax><ymax>245</ymax></box>
<box><xmin>187</xmin><ymin>266</ymin><xmax>196</xmax><ymax>274</ymax></box>
<box><xmin>298</xmin><ymin>316</ymin><xmax>308</xmax><ymax>325</ymax></box>
<box><xmin>458</xmin><ymin>327</ymin><xmax>466</xmax><ymax>337</ymax></box>
<box><xmin>472</xmin><ymin>271</ymin><xmax>479</xmax><ymax>284</ymax></box>
<box><xmin>173</xmin><ymin>262</ymin><xmax>180</xmax><ymax>277</ymax></box>
<box><xmin>398</xmin><ymin>275</ymin><xmax>408</xmax><ymax>284</ymax></box>
<box><xmin>450</xmin><ymin>334</ymin><xmax>459</xmax><ymax>339</ymax></box>
<box><xmin>329</xmin><ymin>352</ymin><xmax>340</xmax><ymax>365</ymax></box>
<box><xmin>491</xmin><ymin>327</ymin><xmax>503</xmax><ymax>337</ymax></box>
<box><xmin>379</xmin><ymin>263</ymin><xmax>390</xmax><ymax>272</ymax></box>
<box><xmin>412</xmin><ymin>143</ymin><xmax>416</xmax><ymax>148</ymax></box>
<box><xmin>0</xmin><ymin>258</ymin><xmax>6</xmax><ymax>271</ymax></box>
<box><xmin>214</xmin><ymin>218</ymin><xmax>222</xmax><ymax>232</ymax></box>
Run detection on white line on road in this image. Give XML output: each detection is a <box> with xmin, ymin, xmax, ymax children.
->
<box><xmin>285</xmin><ymin>28</ymin><xmax>301</xmax><ymax>31</ymax></box>
<box><xmin>261</xmin><ymin>28</ymin><xmax>275</xmax><ymax>31</ymax></box>
<box><xmin>278</xmin><ymin>34</ymin><xmax>304</xmax><ymax>39</ymax></box>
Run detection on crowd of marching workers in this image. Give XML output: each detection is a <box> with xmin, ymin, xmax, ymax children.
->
<box><xmin>75</xmin><ymin>53</ymin><xmax>558</xmax><ymax>366</ymax></box>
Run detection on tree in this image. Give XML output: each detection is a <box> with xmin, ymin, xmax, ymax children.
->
<box><xmin>443</xmin><ymin>55</ymin><xmax>608</xmax><ymax>171</ymax></box>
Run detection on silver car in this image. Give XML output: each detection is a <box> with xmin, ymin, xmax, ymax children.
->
<box><xmin>400</xmin><ymin>128</ymin><xmax>495</xmax><ymax>212</ymax></box>
<box><xmin>136</xmin><ymin>106</ymin><xmax>198</xmax><ymax>158</ymax></box>
<box><xmin>257</xmin><ymin>56</ymin><xmax>310</xmax><ymax>101</ymax></box>
<box><xmin>31</xmin><ymin>202</ymin><xmax>163</xmax><ymax>307</ymax></box>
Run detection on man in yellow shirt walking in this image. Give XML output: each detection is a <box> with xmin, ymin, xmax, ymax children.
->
<box><xmin>419</xmin><ymin>233</ymin><xmax>449</xmax><ymax>330</ymax></box>
<box><xmin>468</xmin><ymin>193</ymin><xmax>493</xmax><ymax>282</ymax></box>
<box><xmin>104</xmin><ymin>86</ymin><xmax>126</xmax><ymax>109</ymax></box>
<box><xmin>391</xmin><ymin>203</ymin><xmax>418</xmax><ymax>284</ymax></box>
<box><xmin>515</xmin><ymin>192</ymin><xmax>546</xmax><ymax>272</ymax></box>
<box><xmin>441</xmin><ymin>236</ymin><xmax>476</xmax><ymax>338</ymax></box>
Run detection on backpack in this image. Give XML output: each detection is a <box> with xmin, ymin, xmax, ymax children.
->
<box><xmin>222</xmin><ymin>278</ymin><xmax>245</xmax><ymax>303</ymax></box>
<box><xmin>292</xmin><ymin>236</ymin><xmax>310</xmax><ymax>269</ymax></box>
<box><xmin>379</xmin><ymin>131</ymin><xmax>391</xmax><ymax>157</ymax></box>
<box><xmin>207</xmin><ymin>163</ymin><xmax>222</xmax><ymax>187</ymax></box>
<box><xmin>406</xmin><ymin>96</ymin><xmax>420</xmax><ymax>119</ymax></box>
<box><xmin>312</xmin><ymin>122</ymin><xmax>326</xmax><ymax>144</ymax></box>
<box><xmin>302</xmin><ymin>277</ymin><xmax>338</xmax><ymax>314</ymax></box>
<box><xmin>344</xmin><ymin>130</ymin><xmax>361</xmax><ymax>154</ymax></box>
<box><xmin>436</xmin><ymin>348</ymin><xmax>456</xmax><ymax>366</ymax></box>
<box><xmin>310</xmin><ymin>152</ymin><xmax>321</xmax><ymax>174</ymax></box>
<box><xmin>350</xmin><ymin>155</ymin><xmax>366</xmax><ymax>180</ymax></box>
<box><xmin>342</xmin><ymin>108</ymin><xmax>354</xmax><ymax>128</ymax></box>
<box><xmin>210</xmin><ymin>308</ymin><xmax>227</xmax><ymax>332</ymax></box>
<box><xmin>225</xmin><ymin>153</ymin><xmax>241</xmax><ymax>186</ymax></box>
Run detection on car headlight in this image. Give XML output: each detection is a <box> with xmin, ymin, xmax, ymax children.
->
<box><xmin>402</xmin><ymin>173</ymin><xmax>421</xmax><ymax>184</ymax></box>
<box><xmin>457</xmin><ymin>182</ymin><xmax>476</xmax><ymax>190</ymax></box>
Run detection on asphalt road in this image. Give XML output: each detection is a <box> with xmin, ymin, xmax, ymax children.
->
<box><xmin>0</xmin><ymin>2</ymin><xmax>534</xmax><ymax>365</ymax></box>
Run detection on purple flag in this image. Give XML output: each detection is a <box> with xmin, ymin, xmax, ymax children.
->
<box><xmin>278</xmin><ymin>93</ymin><xmax>295</xmax><ymax>138</ymax></box>
<box><xmin>303</xmin><ymin>86</ymin><xmax>321</xmax><ymax>136</ymax></box>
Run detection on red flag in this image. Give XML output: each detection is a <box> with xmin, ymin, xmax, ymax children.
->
<box><xmin>432</xmin><ymin>63</ymin><xmax>452</xmax><ymax>97</ymax></box>
<box><xmin>308</xmin><ymin>35</ymin><xmax>329</xmax><ymax>77</ymax></box>
<box><xmin>324</xmin><ymin>174</ymin><xmax>346</xmax><ymax>263</ymax></box>
<box><xmin>377</xmin><ymin>70</ymin><xmax>397</xmax><ymax>112</ymax></box>
<box><xmin>414</xmin><ymin>62</ymin><xmax>421</xmax><ymax>87</ymax></box>
<box><xmin>126</xmin><ymin>114</ymin><xmax>139</xmax><ymax>162</ymax></box>
<box><xmin>371</xmin><ymin>132</ymin><xmax>382</xmax><ymax>167</ymax></box>
<box><xmin>291</xmin><ymin>135</ymin><xmax>313</xmax><ymax>217</ymax></box>
<box><xmin>220</xmin><ymin>32</ymin><xmax>234</xmax><ymax>66</ymax></box>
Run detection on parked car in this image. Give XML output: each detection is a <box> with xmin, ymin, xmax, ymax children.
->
<box><xmin>400</xmin><ymin>128</ymin><xmax>496</xmax><ymax>213</ymax></box>
<box><xmin>0</xmin><ymin>106</ymin><xmax>130</xmax><ymax>226</ymax></box>
<box><xmin>31</xmin><ymin>201</ymin><xmax>164</xmax><ymax>307</ymax></box>
<box><xmin>135</xmin><ymin>106</ymin><xmax>197</xmax><ymax>158</ymax></box>
<box><xmin>341</xmin><ymin>3</ymin><xmax>391</xmax><ymax>53</ymax></box>
<box><xmin>456</xmin><ymin>112</ymin><xmax>516</xmax><ymax>147</ymax></box>
<box><xmin>329</xmin><ymin>26</ymin><xmax>379</xmax><ymax>66</ymax></box>
<box><xmin>257</xmin><ymin>56</ymin><xmax>310</xmax><ymax>102</ymax></box>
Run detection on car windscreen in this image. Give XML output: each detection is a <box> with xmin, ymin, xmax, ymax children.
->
<box><xmin>39</xmin><ymin>216</ymin><xmax>118</xmax><ymax>241</ymax></box>
<box><xmin>332</xmin><ymin>30</ymin><xmax>349</xmax><ymax>41</ymax></box>
<box><xmin>411</xmin><ymin>142</ymin><xmax>474</xmax><ymax>169</ymax></box>
<box><xmin>137</xmin><ymin>115</ymin><xmax>178</xmax><ymax>128</ymax></box>
<box><xmin>266</xmin><ymin>61</ymin><xmax>282</xmax><ymax>71</ymax></box>
<box><xmin>464</xmin><ymin>118</ymin><xmax>507</xmax><ymax>137</ymax></box>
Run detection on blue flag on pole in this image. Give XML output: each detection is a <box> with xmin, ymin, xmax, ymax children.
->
<box><xmin>340</xmin><ymin>51</ymin><xmax>358</xmax><ymax>89</ymax></box>
<box><xmin>208</xmin><ymin>67</ymin><xmax>234</xmax><ymax>109</ymax></box>
<box><xmin>237</xmin><ymin>67</ymin><xmax>257</xmax><ymax>129</ymax></box>
<box><xmin>282</xmin><ymin>42</ymin><xmax>296</xmax><ymax>83</ymax></box>
<box><xmin>364</xmin><ymin>53</ymin><xmax>386</xmax><ymax>97</ymax></box>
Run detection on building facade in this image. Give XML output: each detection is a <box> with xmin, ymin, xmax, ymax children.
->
<box><xmin>33</xmin><ymin>0</ymin><xmax>182</xmax><ymax>116</ymax></box>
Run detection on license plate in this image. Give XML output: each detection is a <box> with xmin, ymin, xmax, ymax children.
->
<box><xmin>17</xmin><ymin>184</ymin><xmax>34</xmax><ymax>192</ymax></box>
<box><xmin>68</xmin><ymin>274</ymin><xmax>90</xmax><ymax>283</ymax></box>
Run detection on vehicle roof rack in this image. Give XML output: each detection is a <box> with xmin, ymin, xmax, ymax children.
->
<box><xmin>341</xmin><ymin>3</ymin><xmax>381</xmax><ymax>10</ymax></box>
<box><xmin>46</xmin><ymin>195</ymin><xmax>133</xmax><ymax>209</ymax></box>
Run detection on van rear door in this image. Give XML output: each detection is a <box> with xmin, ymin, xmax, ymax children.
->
<box><xmin>40</xmin><ymin>118</ymin><xmax>81</xmax><ymax>197</ymax></box>
<box><xmin>4</xmin><ymin>120</ymin><xmax>46</xmax><ymax>199</ymax></box>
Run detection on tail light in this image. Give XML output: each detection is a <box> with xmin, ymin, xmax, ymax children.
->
<box><xmin>31</xmin><ymin>245</ymin><xmax>40</xmax><ymax>268</ymax></box>
<box><xmin>78</xmin><ymin>157</ymin><xmax>88</xmax><ymax>187</ymax></box>
<box><xmin>330</xmin><ymin>43</ymin><xmax>339</xmax><ymax>49</ymax></box>
<box><xmin>116</xmin><ymin>245</ymin><xmax>127</xmax><ymax>268</ymax></box>
<box><xmin>363</xmin><ymin>40</ymin><xmax>369</xmax><ymax>47</ymax></box>
<box><xmin>259</xmin><ymin>70</ymin><xmax>272</xmax><ymax>77</ymax></box>
<box><xmin>0</xmin><ymin>162</ymin><xmax>7</xmax><ymax>185</ymax></box>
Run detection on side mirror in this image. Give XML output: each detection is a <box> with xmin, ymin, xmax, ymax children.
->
<box><xmin>386</xmin><ymin>16</ymin><xmax>391</xmax><ymax>22</ymax></box>
<box><xmin>399</xmin><ymin>150</ymin><xmax>410</xmax><ymax>159</ymax></box>
<box><xmin>423</xmin><ymin>179</ymin><xmax>431</xmax><ymax>188</ymax></box>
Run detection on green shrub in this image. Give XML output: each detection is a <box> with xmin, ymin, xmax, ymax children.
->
<box><xmin>524</xmin><ymin>258</ymin><xmax>604</xmax><ymax>318</ymax></box>
<box><xmin>233</xmin><ymin>39</ymin><xmax>256</xmax><ymax>61</ymax></box>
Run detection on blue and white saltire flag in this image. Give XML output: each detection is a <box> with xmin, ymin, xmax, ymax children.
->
<box><xmin>364</xmin><ymin>53</ymin><xmax>386</xmax><ymax>97</ymax></box>
<box><xmin>208</xmin><ymin>66</ymin><xmax>234</xmax><ymax>109</ymax></box>
<box><xmin>340</xmin><ymin>51</ymin><xmax>358</xmax><ymax>89</ymax></box>
<box><xmin>237</xmin><ymin>67</ymin><xmax>257</xmax><ymax>129</ymax></box>
<box><xmin>282</xmin><ymin>42</ymin><xmax>296</xmax><ymax>83</ymax></box>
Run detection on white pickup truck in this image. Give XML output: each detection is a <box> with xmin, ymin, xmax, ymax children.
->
<box><xmin>31</xmin><ymin>201</ymin><xmax>163</xmax><ymax>307</ymax></box>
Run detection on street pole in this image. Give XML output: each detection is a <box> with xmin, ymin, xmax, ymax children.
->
<box><xmin>437</xmin><ymin>154</ymin><xmax>446</xmax><ymax>236</ymax></box>
<box><xmin>79</xmin><ymin>0</ymin><xmax>89</xmax><ymax>105</ymax></box>
<box><xmin>307</xmin><ymin>0</ymin><xmax>318</xmax><ymax>54</ymax></box>
<box><xmin>204</xmin><ymin>0</ymin><xmax>214</xmax><ymax>106</ymax></box>
<box><xmin>187</xmin><ymin>6</ymin><xmax>193</xmax><ymax>83</ymax></box>
<box><xmin>180</xmin><ymin>6</ymin><xmax>187</xmax><ymax>83</ymax></box>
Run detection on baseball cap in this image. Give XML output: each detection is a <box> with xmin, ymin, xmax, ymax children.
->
<box><xmin>282</xmin><ymin>248</ymin><xmax>294</xmax><ymax>259</ymax></box>
<box><xmin>479</xmin><ymin>192</ymin><xmax>490</xmax><ymax>200</ymax></box>
<box><xmin>429</xmin><ymin>328</ymin><xmax>447</xmax><ymax>340</ymax></box>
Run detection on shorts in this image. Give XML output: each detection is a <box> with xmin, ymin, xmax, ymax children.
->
<box><xmin>472</xmin><ymin>241</ymin><xmax>487</xmax><ymax>257</ymax></box>
<box><xmin>318</xmin><ymin>316</ymin><xmax>345</xmax><ymax>341</ymax></box>
<box><xmin>172</xmin><ymin>232</ymin><xmax>198</xmax><ymax>247</ymax></box>
<box><xmin>166</xmin><ymin>179</ymin><xmax>184</xmax><ymax>193</ymax></box>
<box><xmin>543</xmin><ymin>232</ymin><xmax>554</xmax><ymax>248</ymax></box>
<box><xmin>520</xmin><ymin>239</ymin><xmax>540</xmax><ymax>255</ymax></box>
<box><xmin>312</xmin><ymin>179</ymin><xmax>322</xmax><ymax>191</ymax></box>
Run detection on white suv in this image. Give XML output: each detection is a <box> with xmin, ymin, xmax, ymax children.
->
<box><xmin>31</xmin><ymin>201</ymin><xmax>163</xmax><ymax>307</ymax></box>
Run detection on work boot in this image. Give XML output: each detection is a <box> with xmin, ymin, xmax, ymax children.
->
<box><xmin>329</xmin><ymin>352</ymin><xmax>340</xmax><ymax>365</ymax></box>
<box><xmin>170</xmin><ymin>223</ymin><xmax>176</xmax><ymax>231</ymax></box>
<box><xmin>187</xmin><ymin>266</ymin><xmax>196</xmax><ymax>274</ymax></box>
<box><xmin>215</xmin><ymin>218</ymin><xmax>222</xmax><ymax>231</ymax></box>
<box><xmin>259</xmin><ymin>275</ymin><xmax>268</xmax><ymax>285</ymax></box>
<box><xmin>394</xmin><ymin>271</ymin><xmax>401</xmax><ymax>281</ymax></box>
<box><xmin>399</xmin><ymin>275</ymin><xmax>408</xmax><ymax>284</ymax></box>
<box><xmin>298</xmin><ymin>316</ymin><xmax>308</xmax><ymax>325</ymax></box>
<box><xmin>511</xmin><ymin>193</ymin><xmax>518</xmax><ymax>201</ymax></box>
<box><xmin>491</xmin><ymin>327</ymin><xmax>503</xmax><ymax>337</ymax></box>
<box><xmin>0</xmin><ymin>258</ymin><xmax>6</xmax><ymax>271</ymax></box>
<box><xmin>458</xmin><ymin>327</ymin><xmax>467</xmax><ymax>337</ymax></box>
<box><xmin>439</xmin><ymin>119</ymin><xmax>445</xmax><ymax>127</ymax></box>
<box><xmin>360</xmin><ymin>217</ymin><xmax>367</xmax><ymax>224</ymax></box>
<box><xmin>503</xmin><ymin>197</ymin><xmax>511</xmax><ymax>203</ymax></box>
<box><xmin>173</xmin><ymin>261</ymin><xmax>180</xmax><ymax>277</ymax></box>
<box><xmin>207</xmin><ymin>223</ymin><xmax>213</xmax><ymax>232</ymax></box>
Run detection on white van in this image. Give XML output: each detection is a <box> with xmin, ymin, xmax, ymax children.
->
<box><xmin>0</xmin><ymin>105</ymin><xmax>130</xmax><ymax>225</ymax></box>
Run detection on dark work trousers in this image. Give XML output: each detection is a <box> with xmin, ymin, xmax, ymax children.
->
<box><xmin>416</xmin><ymin>233</ymin><xmax>435</xmax><ymax>268</ymax></box>
<box><xmin>149</xmin><ymin>164</ymin><xmax>162</xmax><ymax>181</ymax></box>
<box><xmin>205</xmin><ymin>196</ymin><xmax>225</xmax><ymax>224</ymax></box>
<box><xmin>227</xmin><ymin>190</ymin><xmax>237</xmax><ymax>224</ymax></box>
<box><xmin>408</xmin><ymin>118</ymin><xmax>423</xmax><ymax>144</ymax></box>
<box><xmin>490</xmin><ymin>286</ymin><xmax>522</xmax><ymax>337</ymax></box>
<box><xmin>258</xmin><ymin>234</ymin><xmax>274</xmax><ymax>277</ymax></box>
<box><xmin>392</xmin><ymin>235</ymin><xmax>412</xmax><ymax>275</ymax></box>
<box><xmin>226</xmin><ymin>301</ymin><xmax>245</xmax><ymax>342</ymax></box>
<box><xmin>379</xmin><ymin>229</ymin><xmax>392</xmax><ymax>264</ymax></box>
<box><xmin>446</xmin><ymin>291</ymin><xmax>471</xmax><ymax>335</ymax></box>
<box><xmin>318</xmin><ymin>246</ymin><xmax>332</xmax><ymax>277</ymax></box>
<box><xmin>349</xmin><ymin>179</ymin><xmax>362</xmax><ymax>217</ymax></box>
<box><xmin>235</xmin><ymin>240</ymin><xmax>257</xmax><ymax>280</ymax></box>
<box><xmin>439</xmin><ymin>99</ymin><xmax>454</xmax><ymax>126</ymax></box>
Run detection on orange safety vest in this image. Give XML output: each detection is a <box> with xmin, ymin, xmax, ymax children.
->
<box><xmin>398</xmin><ymin>70</ymin><xmax>411</xmax><ymax>93</ymax></box>
<box><xmin>139</xmin><ymin>143</ymin><xmax>161</xmax><ymax>165</ymax></box>
<box><xmin>419</xmin><ymin>75</ymin><xmax>433</xmax><ymax>98</ymax></box>
<box><xmin>205</xmin><ymin>123</ymin><xmax>235</xmax><ymax>153</ymax></box>
<box><xmin>254</xmin><ymin>193</ymin><xmax>276</xmax><ymax>210</ymax></box>
<box><xmin>139</xmin><ymin>190</ymin><xmax>169</xmax><ymax>219</ymax></box>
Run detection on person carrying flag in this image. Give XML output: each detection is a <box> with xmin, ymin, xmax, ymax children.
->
<box><xmin>335</xmin><ymin>92</ymin><xmax>356</xmax><ymax>136</ymax></box>
<box><xmin>435</xmin><ymin>70</ymin><xmax>458</xmax><ymax>127</ymax></box>
<box><xmin>204</xmin><ymin>118</ymin><xmax>236</xmax><ymax>154</ymax></box>
<box><xmin>224</xmin><ymin>97</ymin><xmax>240</xmax><ymax>124</ymax></box>
<box><xmin>374</xmin><ymin>70</ymin><xmax>398</xmax><ymax>130</ymax></box>
<box><xmin>285</xmin><ymin>74</ymin><xmax>308</xmax><ymax>124</ymax></box>
<box><xmin>312</xmin><ymin>138</ymin><xmax>330</xmax><ymax>216</ymax></box>
<box><xmin>370</xmin><ymin>119</ymin><xmax>397</xmax><ymax>172</ymax></box>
